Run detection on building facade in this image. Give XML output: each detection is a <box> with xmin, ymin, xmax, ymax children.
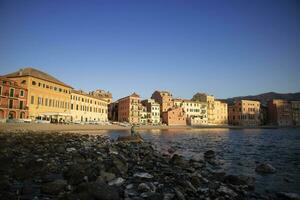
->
<box><xmin>162</xmin><ymin>107</ymin><xmax>186</xmax><ymax>126</ymax></box>
<box><xmin>173</xmin><ymin>98</ymin><xmax>208</xmax><ymax>125</ymax></box>
<box><xmin>139</xmin><ymin>104</ymin><xmax>148</xmax><ymax>125</ymax></box>
<box><xmin>192</xmin><ymin>93</ymin><xmax>228</xmax><ymax>125</ymax></box>
<box><xmin>89</xmin><ymin>89</ymin><xmax>112</xmax><ymax>104</ymax></box>
<box><xmin>0</xmin><ymin>77</ymin><xmax>29</xmax><ymax>121</ymax></box>
<box><xmin>4</xmin><ymin>68</ymin><xmax>72</xmax><ymax>122</ymax></box>
<box><xmin>70</xmin><ymin>90</ymin><xmax>108</xmax><ymax>122</ymax></box>
<box><xmin>141</xmin><ymin>99</ymin><xmax>160</xmax><ymax>124</ymax></box>
<box><xmin>151</xmin><ymin>90</ymin><xmax>173</xmax><ymax>113</ymax></box>
<box><xmin>117</xmin><ymin>93</ymin><xmax>140</xmax><ymax>124</ymax></box>
<box><xmin>228</xmin><ymin>100</ymin><xmax>261</xmax><ymax>126</ymax></box>
<box><xmin>268</xmin><ymin>99</ymin><xmax>293</xmax><ymax>126</ymax></box>
<box><xmin>291</xmin><ymin>101</ymin><xmax>300</xmax><ymax>126</ymax></box>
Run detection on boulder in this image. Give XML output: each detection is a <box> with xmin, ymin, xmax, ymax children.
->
<box><xmin>255</xmin><ymin>163</ymin><xmax>276</xmax><ymax>174</ymax></box>
<box><xmin>41</xmin><ymin>179</ymin><xmax>67</xmax><ymax>195</ymax></box>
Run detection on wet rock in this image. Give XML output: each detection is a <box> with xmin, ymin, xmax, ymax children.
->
<box><xmin>255</xmin><ymin>163</ymin><xmax>276</xmax><ymax>174</ymax></box>
<box><xmin>138</xmin><ymin>183</ymin><xmax>151</xmax><ymax>192</ymax></box>
<box><xmin>98</xmin><ymin>170</ymin><xmax>116</xmax><ymax>182</ymax></box>
<box><xmin>204</xmin><ymin>150</ymin><xmax>215</xmax><ymax>159</ymax></box>
<box><xmin>276</xmin><ymin>192</ymin><xmax>300</xmax><ymax>200</ymax></box>
<box><xmin>224</xmin><ymin>175</ymin><xmax>255</xmax><ymax>188</ymax></box>
<box><xmin>41</xmin><ymin>179</ymin><xmax>67</xmax><ymax>195</ymax></box>
<box><xmin>217</xmin><ymin>185</ymin><xmax>238</xmax><ymax>198</ymax></box>
<box><xmin>108</xmin><ymin>177</ymin><xmax>125</xmax><ymax>186</ymax></box>
<box><xmin>163</xmin><ymin>193</ymin><xmax>175</xmax><ymax>200</ymax></box>
<box><xmin>174</xmin><ymin>188</ymin><xmax>185</xmax><ymax>200</ymax></box>
<box><xmin>66</xmin><ymin>147</ymin><xmax>76</xmax><ymax>152</ymax></box>
<box><xmin>133</xmin><ymin>172</ymin><xmax>153</xmax><ymax>179</ymax></box>
<box><xmin>169</xmin><ymin>154</ymin><xmax>185</xmax><ymax>166</ymax></box>
<box><xmin>74</xmin><ymin>182</ymin><xmax>120</xmax><ymax>200</ymax></box>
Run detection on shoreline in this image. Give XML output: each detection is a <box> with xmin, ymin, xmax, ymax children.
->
<box><xmin>0</xmin><ymin>123</ymin><xmax>299</xmax><ymax>133</ymax></box>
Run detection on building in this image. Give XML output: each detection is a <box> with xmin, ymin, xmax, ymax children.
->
<box><xmin>70</xmin><ymin>90</ymin><xmax>108</xmax><ymax>123</ymax></box>
<box><xmin>268</xmin><ymin>99</ymin><xmax>293</xmax><ymax>126</ymax></box>
<box><xmin>162</xmin><ymin>107</ymin><xmax>186</xmax><ymax>126</ymax></box>
<box><xmin>139</xmin><ymin>104</ymin><xmax>148</xmax><ymax>125</ymax></box>
<box><xmin>0</xmin><ymin>77</ymin><xmax>29</xmax><ymax>121</ymax></box>
<box><xmin>89</xmin><ymin>89</ymin><xmax>112</xmax><ymax>104</ymax></box>
<box><xmin>291</xmin><ymin>101</ymin><xmax>300</xmax><ymax>126</ymax></box>
<box><xmin>117</xmin><ymin>92</ymin><xmax>140</xmax><ymax>124</ymax></box>
<box><xmin>228</xmin><ymin>100</ymin><xmax>261</xmax><ymax>126</ymax></box>
<box><xmin>4</xmin><ymin>67</ymin><xmax>73</xmax><ymax>122</ymax></box>
<box><xmin>151</xmin><ymin>90</ymin><xmax>174</xmax><ymax>114</ymax></box>
<box><xmin>108</xmin><ymin>102</ymin><xmax>119</xmax><ymax>121</ymax></box>
<box><xmin>192</xmin><ymin>93</ymin><xmax>228</xmax><ymax>125</ymax></box>
<box><xmin>173</xmin><ymin>98</ymin><xmax>208</xmax><ymax>125</ymax></box>
<box><xmin>141</xmin><ymin>99</ymin><xmax>160</xmax><ymax>124</ymax></box>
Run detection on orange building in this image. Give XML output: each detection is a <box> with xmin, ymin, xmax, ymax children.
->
<box><xmin>117</xmin><ymin>92</ymin><xmax>140</xmax><ymax>124</ymax></box>
<box><xmin>162</xmin><ymin>107</ymin><xmax>186</xmax><ymax>126</ymax></box>
<box><xmin>268</xmin><ymin>99</ymin><xmax>292</xmax><ymax>126</ymax></box>
<box><xmin>228</xmin><ymin>100</ymin><xmax>261</xmax><ymax>126</ymax></box>
<box><xmin>151</xmin><ymin>90</ymin><xmax>174</xmax><ymax>114</ymax></box>
<box><xmin>0</xmin><ymin>77</ymin><xmax>28</xmax><ymax>120</ymax></box>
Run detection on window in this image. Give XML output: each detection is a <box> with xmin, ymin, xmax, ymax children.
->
<box><xmin>71</xmin><ymin>104</ymin><xmax>74</xmax><ymax>110</ymax></box>
<box><xmin>20</xmin><ymin>101</ymin><xmax>24</xmax><ymax>109</ymax></box>
<box><xmin>38</xmin><ymin>97</ymin><xmax>42</xmax><ymax>105</ymax></box>
<box><xmin>43</xmin><ymin>84</ymin><xmax>45</xmax><ymax>88</ymax></box>
<box><xmin>0</xmin><ymin>86</ymin><xmax>2</xmax><ymax>95</ymax></box>
<box><xmin>20</xmin><ymin>90</ymin><xmax>24</xmax><ymax>97</ymax></box>
<box><xmin>45</xmin><ymin>98</ymin><xmax>48</xmax><ymax>106</ymax></box>
<box><xmin>31</xmin><ymin>96</ymin><xmax>34</xmax><ymax>104</ymax></box>
<box><xmin>32</xmin><ymin>81</ymin><xmax>36</xmax><ymax>85</ymax></box>
<box><xmin>38</xmin><ymin>82</ymin><xmax>41</xmax><ymax>87</ymax></box>
<box><xmin>9</xmin><ymin>88</ymin><xmax>14</xmax><ymax>97</ymax></box>
<box><xmin>9</xmin><ymin>99</ymin><xmax>13</xmax><ymax>108</ymax></box>
<box><xmin>49</xmin><ymin>99</ymin><xmax>52</xmax><ymax>107</ymax></box>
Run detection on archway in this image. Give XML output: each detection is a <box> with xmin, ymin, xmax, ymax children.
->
<box><xmin>20</xmin><ymin>112</ymin><xmax>25</xmax><ymax>119</ymax></box>
<box><xmin>8</xmin><ymin>111</ymin><xmax>16</xmax><ymax>119</ymax></box>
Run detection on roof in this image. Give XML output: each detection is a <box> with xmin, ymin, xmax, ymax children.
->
<box><xmin>3</xmin><ymin>67</ymin><xmax>72</xmax><ymax>88</ymax></box>
<box><xmin>117</xmin><ymin>92</ymin><xmax>140</xmax><ymax>101</ymax></box>
<box><xmin>71</xmin><ymin>89</ymin><xmax>107</xmax><ymax>102</ymax></box>
<box><xmin>0</xmin><ymin>76</ymin><xmax>27</xmax><ymax>90</ymax></box>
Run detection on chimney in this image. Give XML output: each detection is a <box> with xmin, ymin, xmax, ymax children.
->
<box><xmin>19</xmin><ymin>68</ymin><xmax>23</xmax><ymax>76</ymax></box>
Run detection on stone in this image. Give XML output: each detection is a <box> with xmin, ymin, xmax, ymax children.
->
<box><xmin>133</xmin><ymin>172</ymin><xmax>153</xmax><ymax>179</ymax></box>
<box><xmin>163</xmin><ymin>193</ymin><xmax>175</xmax><ymax>200</ymax></box>
<box><xmin>217</xmin><ymin>185</ymin><xmax>238</xmax><ymax>197</ymax></box>
<box><xmin>66</xmin><ymin>147</ymin><xmax>76</xmax><ymax>153</ymax></box>
<box><xmin>138</xmin><ymin>183</ymin><xmax>151</xmax><ymax>192</ymax></box>
<box><xmin>276</xmin><ymin>192</ymin><xmax>300</xmax><ymax>200</ymax></box>
<box><xmin>41</xmin><ymin>179</ymin><xmax>67</xmax><ymax>195</ymax></box>
<box><xmin>255</xmin><ymin>163</ymin><xmax>276</xmax><ymax>174</ymax></box>
<box><xmin>75</xmin><ymin>182</ymin><xmax>120</xmax><ymax>200</ymax></box>
<box><xmin>204</xmin><ymin>150</ymin><xmax>215</xmax><ymax>159</ymax></box>
<box><xmin>108</xmin><ymin>177</ymin><xmax>125</xmax><ymax>186</ymax></box>
<box><xmin>169</xmin><ymin>154</ymin><xmax>185</xmax><ymax>166</ymax></box>
<box><xmin>100</xmin><ymin>170</ymin><xmax>116</xmax><ymax>182</ymax></box>
<box><xmin>174</xmin><ymin>188</ymin><xmax>185</xmax><ymax>200</ymax></box>
<box><xmin>224</xmin><ymin>175</ymin><xmax>255</xmax><ymax>188</ymax></box>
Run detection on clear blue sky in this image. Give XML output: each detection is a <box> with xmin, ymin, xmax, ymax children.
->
<box><xmin>0</xmin><ymin>0</ymin><xmax>299</xmax><ymax>100</ymax></box>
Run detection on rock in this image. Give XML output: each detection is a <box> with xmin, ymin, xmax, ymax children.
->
<box><xmin>255</xmin><ymin>163</ymin><xmax>276</xmax><ymax>174</ymax></box>
<box><xmin>217</xmin><ymin>185</ymin><xmax>238</xmax><ymax>197</ymax></box>
<box><xmin>133</xmin><ymin>172</ymin><xmax>153</xmax><ymax>179</ymax></box>
<box><xmin>113</xmin><ymin>156</ymin><xmax>128</xmax><ymax>175</ymax></box>
<box><xmin>224</xmin><ymin>175</ymin><xmax>255</xmax><ymax>188</ymax></box>
<box><xmin>167</xmin><ymin>147</ymin><xmax>176</xmax><ymax>154</ymax></box>
<box><xmin>41</xmin><ymin>179</ymin><xmax>67</xmax><ymax>195</ymax></box>
<box><xmin>99</xmin><ymin>170</ymin><xmax>116</xmax><ymax>182</ymax></box>
<box><xmin>66</xmin><ymin>147</ymin><xmax>76</xmax><ymax>153</ymax></box>
<box><xmin>138</xmin><ymin>183</ymin><xmax>151</xmax><ymax>192</ymax></box>
<box><xmin>163</xmin><ymin>193</ymin><xmax>175</xmax><ymax>200</ymax></box>
<box><xmin>108</xmin><ymin>177</ymin><xmax>125</xmax><ymax>186</ymax></box>
<box><xmin>277</xmin><ymin>192</ymin><xmax>300</xmax><ymax>200</ymax></box>
<box><xmin>75</xmin><ymin>182</ymin><xmax>120</xmax><ymax>200</ymax></box>
<box><xmin>204</xmin><ymin>150</ymin><xmax>215</xmax><ymax>159</ymax></box>
<box><xmin>169</xmin><ymin>154</ymin><xmax>185</xmax><ymax>166</ymax></box>
<box><xmin>174</xmin><ymin>188</ymin><xmax>185</xmax><ymax>200</ymax></box>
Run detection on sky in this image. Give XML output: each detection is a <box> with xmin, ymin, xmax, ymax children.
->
<box><xmin>0</xmin><ymin>0</ymin><xmax>299</xmax><ymax>100</ymax></box>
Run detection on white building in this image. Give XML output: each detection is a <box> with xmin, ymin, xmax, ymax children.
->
<box><xmin>173</xmin><ymin>98</ymin><xmax>208</xmax><ymax>125</ymax></box>
<box><xmin>141</xmin><ymin>99</ymin><xmax>160</xmax><ymax>124</ymax></box>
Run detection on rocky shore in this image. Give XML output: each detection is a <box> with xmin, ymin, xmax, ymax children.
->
<box><xmin>0</xmin><ymin>131</ymin><xmax>297</xmax><ymax>200</ymax></box>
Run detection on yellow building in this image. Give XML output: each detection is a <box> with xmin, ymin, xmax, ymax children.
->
<box><xmin>70</xmin><ymin>90</ymin><xmax>108</xmax><ymax>123</ymax></box>
<box><xmin>229</xmin><ymin>100</ymin><xmax>261</xmax><ymax>126</ymax></box>
<box><xmin>4</xmin><ymin>67</ymin><xmax>72</xmax><ymax>122</ymax></box>
<box><xmin>173</xmin><ymin>98</ymin><xmax>208</xmax><ymax>125</ymax></box>
<box><xmin>141</xmin><ymin>99</ymin><xmax>160</xmax><ymax>124</ymax></box>
<box><xmin>192</xmin><ymin>93</ymin><xmax>228</xmax><ymax>125</ymax></box>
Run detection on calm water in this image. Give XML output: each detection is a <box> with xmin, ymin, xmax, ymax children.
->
<box><xmin>93</xmin><ymin>128</ymin><xmax>300</xmax><ymax>194</ymax></box>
